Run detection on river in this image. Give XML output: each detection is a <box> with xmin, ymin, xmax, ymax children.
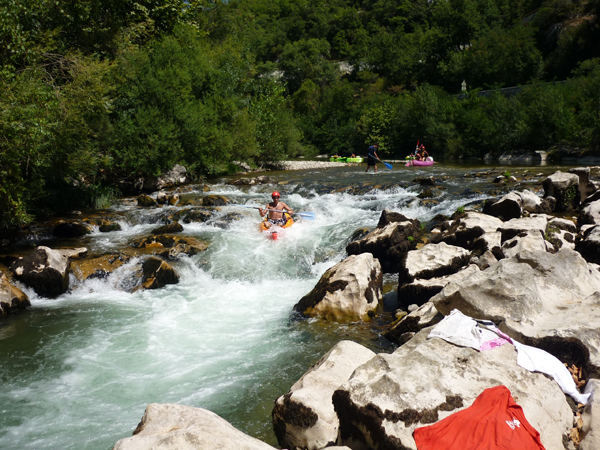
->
<box><xmin>0</xmin><ymin>160</ymin><xmax>575</xmax><ymax>449</ymax></box>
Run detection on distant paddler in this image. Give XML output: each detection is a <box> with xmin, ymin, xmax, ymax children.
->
<box><xmin>259</xmin><ymin>191</ymin><xmax>294</xmax><ymax>228</ymax></box>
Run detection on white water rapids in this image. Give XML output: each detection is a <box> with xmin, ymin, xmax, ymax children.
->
<box><xmin>0</xmin><ymin>163</ymin><xmax>554</xmax><ymax>449</ymax></box>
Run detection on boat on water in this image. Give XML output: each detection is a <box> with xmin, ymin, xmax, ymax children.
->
<box><xmin>406</xmin><ymin>157</ymin><xmax>434</xmax><ymax>167</ymax></box>
<box><xmin>329</xmin><ymin>156</ymin><xmax>364</xmax><ymax>163</ymax></box>
<box><xmin>259</xmin><ymin>213</ymin><xmax>294</xmax><ymax>240</ymax></box>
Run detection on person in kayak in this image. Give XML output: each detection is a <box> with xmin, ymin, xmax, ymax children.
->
<box><xmin>365</xmin><ymin>144</ymin><xmax>379</xmax><ymax>172</ymax></box>
<box><xmin>259</xmin><ymin>192</ymin><xmax>294</xmax><ymax>226</ymax></box>
<box><xmin>417</xmin><ymin>145</ymin><xmax>429</xmax><ymax>161</ymax></box>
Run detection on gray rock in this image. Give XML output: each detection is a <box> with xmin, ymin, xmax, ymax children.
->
<box><xmin>575</xmin><ymin>225</ymin><xmax>600</xmax><ymax>265</ymax></box>
<box><xmin>470</xmin><ymin>249</ymin><xmax>498</xmax><ymax>270</ymax></box>
<box><xmin>333</xmin><ymin>328</ymin><xmax>573</xmax><ymax>450</ymax></box>
<box><xmin>569</xmin><ymin>167</ymin><xmax>598</xmax><ymax>204</ymax></box>
<box><xmin>501</xmin><ymin>230</ymin><xmax>548</xmax><ymax>258</ymax></box>
<box><xmin>579</xmin><ymin>200</ymin><xmax>600</xmax><ymax>227</ymax></box>
<box><xmin>399</xmin><ymin>242</ymin><xmax>471</xmax><ymax>286</ymax></box>
<box><xmin>143</xmin><ymin>164</ymin><xmax>188</xmax><ymax>192</ymax></box>
<box><xmin>497</xmin><ymin>214</ymin><xmax>549</xmax><ymax>242</ymax></box>
<box><xmin>543</xmin><ymin>171</ymin><xmax>580</xmax><ymax>212</ymax></box>
<box><xmin>384</xmin><ymin>301</ymin><xmax>444</xmax><ymax>344</ymax></box>
<box><xmin>113</xmin><ymin>403</ymin><xmax>276</xmax><ymax>450</ymax></box>
<box><xmin>487</xmin><ymin>192</ymin><xmax>523</xmax><ymax>220</ymax></box>
<box><xmin>346</xmin><ymin>210</ymin><xmax>420</xmax><ymax>273</ymax></box>
<box><xmin>581</xmin><ymin>379</ymin><xmax>600</xmax><ymax>450</ymax></box>
<box><xmin>431</xmin><ymin>211</ymin><xmax>503</xmax><ymax>250</ymax></box>
<box><xmin>294</xmin><ymin>253</ymin><xmax>382</xmax><ymax>322</ymax></box>
<box><xmin>549</xmin><ymin>217</ymin><xmax>577</xmax><ymax>233</ymax></box>
<box><xmin>432</xmin><ymin>249</ymin><xmax>600</xmax><ymax>366</ymax></box>
<box><xmin>10</xmin><ymin>246</ymin><xmax>70</xmax><ymax>298</ymax></box>
<box><xmin>273</xmin><ymin>341</ymin><xmax>375</xmax><ymax>450</ymax></box>
<box><xmin>397</xmin><ymin>264</ymin><xmax>480</xmax><ymax>309</ymax></box>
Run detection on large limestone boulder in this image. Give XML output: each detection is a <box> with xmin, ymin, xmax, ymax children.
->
<box><xmin>485</xmin><ymin>192</ymin><xmax>523</xmax><ymax>220</ymax></box>
<box><xmin>332</xmin><ymin>329</ymin><xmax>573</xmax><ymax>450</ymax></box>
<box><xmin>293</xmin><ymin>253</ymin><xmax>382</xmax><ymax>322</ymax></box>
<box><xmin>10</xmin><ymin>246</ymin><xmax>71</xmax><ymax>298</ymax></box>
<box><xmin>431</xmin><ymin>211</ymin><xmax>503</xmax><ymax>250</ymax></box>
<box><xmin>70</xmin><ymin>254</ymin><xmax>132</xmax><ymax>281</ymax></box>
<box><xmin>398</xmin><ymin>242</ymin><xmax>471</xmax><ymax>286</ymax></box>
<box><xmin>0</xmin><ymin>272</ymin><xmax>30</xmax><ymax>316</ymax></box>
<box><xmin>272</xmin><ymin>341</ymin><xmax>376</xmax><ymax>450</ymax></box>
<box><xmin>113</xmin><ymin>403</ymin><xmax>276</xmax><ymax>450</ymax></box>
<box><xmin>581</xmin><ymin>379</ymin><xmax>600</xmax><ymax>450</ymax></box>
<box><xmin>129</xmin><ymin>235</ymin><xmax>209</xmax><ymax>259</ymax></box>
<box><xmin>432</xmin><ymin>248</ymin><xmax>600</xmax><ymax>366</ymax></box>
<box><xmin>346</xmin><ymin>210</ymin><xmax>420</xmax><ymax>273</ymax></box>
<box><xmin>543</xmin><ymin>171</ymin><xmax>580</xmax><ymax>212</ymax></box>
<box><xmin>575</xmin><ymin>225</ymin><xmax>600</xmax><ymax>265</ymax></box>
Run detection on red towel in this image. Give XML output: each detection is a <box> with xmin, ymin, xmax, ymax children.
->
<box><xmin>413</xmin><ymin>385</ymin><xmax>546</xmax><ymax>450</ymax></box>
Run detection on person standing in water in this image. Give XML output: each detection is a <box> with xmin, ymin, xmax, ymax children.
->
<box><xmin>366</xmin><ymin>144</ymin><xmax>379</xmax><ymax>172</ymax></box>
<box><xmin>259</xmin><ymin>191</ymin><xmax>294</xmax><ymax>227</ymax></box>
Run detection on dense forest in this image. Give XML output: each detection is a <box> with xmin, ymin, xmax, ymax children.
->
<box><xmin>1</xmin><ymin>0</ymin><xmax>600</xmax><ymax>227</ymax></box>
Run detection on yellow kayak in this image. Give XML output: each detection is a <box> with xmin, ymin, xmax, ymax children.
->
<box><xmin>259</xmin><ymin>213</ymin><xmax>293</xmax><ymax>240</ymax></box>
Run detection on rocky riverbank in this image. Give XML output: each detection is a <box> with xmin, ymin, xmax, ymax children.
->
<box><xmin>107</xmin><ymin>167</ymin><xmax>600</xmax><ymax>450</ymax></box>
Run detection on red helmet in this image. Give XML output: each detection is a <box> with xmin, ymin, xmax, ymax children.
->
<box><xmin>271</xmin><ymin>191</ymin><xmax>280</xmax><ymax>198</ymax></box>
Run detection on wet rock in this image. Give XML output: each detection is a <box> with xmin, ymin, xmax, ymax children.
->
<box><xmin>168</xmin><ymin>194</ymin><xmax>179</xmax><ymax>206</ymax></box>
<box><xmin>138</xmin><ymin>195</ymin><xmax>157</xmax><ymax>207</ymax></box>
<box><xmin>293</xmin><ymin>253</ymin><xmax>383</xmax><ymax>322</ymax></box>
<box><xmin>113</xmin><ymin>403</ymin><xmax>276</xmax><ymax>450</ymax></box>
<box><xmin>129</xmin><ymin>235</ymin><xmax>208</xmax><ymax>259</ymax></box>
<box><xmin>143</xmin><ymin>164</ymin><xmax>188</xmax><ymax>192</ymax></box>
<box><xmin>273</xmin><ymin>341</ymin><xmax>375</xmax><ymax>450</ymax></box>
<box><xmin>170</xmin><ymin>208</ymin><xmax>213</xmax><ymax>224</ymax></box>
<box><xmin>10</xmin><ymin>246</ymin><xmax>70</xmax><ymax>298</ymax></box>
<box><xmin>139</xmin><ymin>257</ymin><xmax>179</xmax><ymax>290</ymax></box>
<box><xmin>346</xmin><ymin>210</ymin><xmax>420</xmax><ymax>273</ymax></box>
<box><xmin>151</xmin><ymin>222</ymin><xmax>183</xmax><ymax>234</ymax></box>
<box><xmin>56</xmin><ymin>247</ymin><xmax>88</xmax><ymax>259</ymax></box>
<box><xmin>227</xmin><ymin>176</ymin><xmax>273</xmax><ymax>186</ymax></box>
<box><xmin>202</xmin><ymin>195</ymin><xmax>229</xmax><ymax>207</ymax></box>
<box><xmin>348</xmin><ymin>227</ymin><xmax>372</xmax><ymax>243</ymax></box>
<box><xmin>413</xmin><ymin>176</ymin><xmax>435</xmax><ymax>186</ymax></box>
<box><xmin>210</xmin><ymin>212</ymin><xmax>243</xmax><ymax>229</ymax></box>
<box><xmin>70</xmin><ymin>254</ymin><xmax>132</xmax><ymax>281</ymax></box>
<box><xmin>543</xmin><ymin>171</ymin><xmax>580</xmax><ymax>212</ymax></box>
<box><xmin>575</xmin><ymin>225</ymin><xmax>600</xmax><ymax>265</ymax></box>
<box><xmin>332</xmin><ymin>328</ymin><xmax>572</xmax><ymax>450</ymax></box>
<box><xmin>0</xmin><ymin>273</ymin><xmax>30</xmax><ymax>316</ymax></box>
<box><xmin>99</xmin><ymin>222</ymin><xmax>122</xmax><ymax>232</ymax></box>
<box><xmin>383</xmin><ymin>301</ymin><xmax>443</xmax><ymax>345</ymax></box>
<box><xmin>398</xmin><ymin>242</ymin><xmax>471</xmax><ymax>286</ymax></box>
<box><xmin>432</xmin><ymin>248</ymin><xmax>600</xmax><ymax>367</ymax></box>
<box><xmin>52</xmin><ymin>221</ymin><xmax>92</xmax><ymax>238</ymax></box>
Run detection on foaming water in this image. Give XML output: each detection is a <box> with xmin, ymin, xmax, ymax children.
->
<box><xmin>0</xmin><ymin>162</ymin><xmax>546</xmax><ymax>449</ymax></box>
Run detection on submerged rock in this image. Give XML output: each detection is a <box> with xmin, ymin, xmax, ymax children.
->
<box><xmin>138</xmin><ymin>257</ymin><xmax>179</xmax><ymax>290</ymax></box>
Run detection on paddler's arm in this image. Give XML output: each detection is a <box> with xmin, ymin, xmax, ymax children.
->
<box><xmin>258</xmin><ymin>205</ymin><xmax>268</xmax><ymax>217</ymax></box>
<box><xmin>280</xmin><ymin>202</ymin><xmax>294</xmax><ymax>214</ymax></box>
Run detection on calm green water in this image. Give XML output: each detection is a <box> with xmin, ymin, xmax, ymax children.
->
<box><xmin>0</xmin><ymin>161</ymin><xmax>575</xmax><ymax>449</ymax></box>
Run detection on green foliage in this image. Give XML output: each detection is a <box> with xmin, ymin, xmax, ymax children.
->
<box><xmin>456</xmin><ymin>206</ymin><xmax>465</xmax><ymax>214</ymax></box>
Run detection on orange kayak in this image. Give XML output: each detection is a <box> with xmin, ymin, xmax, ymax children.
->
<box><xmin>260</xmin><ymin>213</ymin><xmax>293</xmax><ymax>240</ymax></box>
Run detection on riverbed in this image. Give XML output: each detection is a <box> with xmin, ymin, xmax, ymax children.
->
<box><xmin>0</xmin><ymin>160</ymin><xmax>581</xmax><ymax>449</ymax></box>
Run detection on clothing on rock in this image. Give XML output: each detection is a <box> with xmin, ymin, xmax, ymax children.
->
<box><xmin>413</xmin><ymin>385</ymin><xmax>546</xmax><ymax>450</ymax></box>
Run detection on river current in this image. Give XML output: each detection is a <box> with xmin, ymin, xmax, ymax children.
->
<box><xmin>0</xmin><ymin>161</ymin><xmax>572</xmax><ymax>449</ymax></box>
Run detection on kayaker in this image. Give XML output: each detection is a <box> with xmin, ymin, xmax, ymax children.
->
<box><xmin>259</xmin><ymin>192</ymin><xmax>294</xmax><ymax>226</ymax></box>
<box><xmin>365</xmin><ymin>144</ymin><xmax>379</xmax><ymax>173</ymax></box>
<box><xmin>418</xmin><ymin>146</ymin><xmax>429</xmax><ymax>161</ymax></box>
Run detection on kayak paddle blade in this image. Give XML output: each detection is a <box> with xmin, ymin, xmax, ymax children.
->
<box><xmin>296</xmin><ymin>211</ymin><xmax>316</xmax><ymax>220</ymax></box>
<box><xmin>384</xmin><ymin>162</ymin><xmax>393</xmax><ymax>170</ymax></box>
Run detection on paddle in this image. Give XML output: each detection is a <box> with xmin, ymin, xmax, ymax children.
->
<box><xmin>231</xmin><ymin>204</ymin><xmax>316</xmax><ymax>220</ymax></box>
<box><xmin>369</xmin><ymin>154</ymin><xmax>393</xmax><ymax>170</ymax></box>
